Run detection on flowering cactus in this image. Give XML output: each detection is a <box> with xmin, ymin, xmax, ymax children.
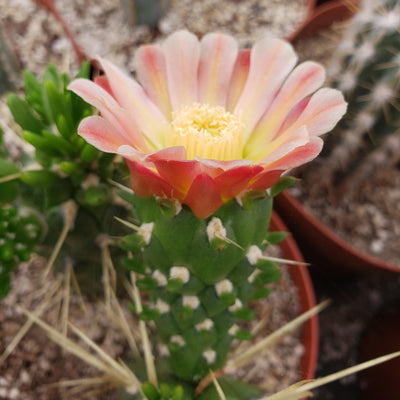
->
<box><xmin>66</xmin><ymin>30</ymin><xmax>346</xmax><ymax>391</ymax></box>
<box><xmin>68</xmin><ymin>30</ymin><xmax>346</xmax><ymax>218</ymax></box>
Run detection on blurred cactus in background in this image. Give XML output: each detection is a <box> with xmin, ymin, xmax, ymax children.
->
<box><xmin>313</xmin><ymin>0</ymin><xmax>400</xmax><ymax>187</ymax></box>
<box><xmin>120</xmin><ymin>0</ymin><xmax>171</xmax><ymax>28</ymax></box>
<box><xmin>0</xmin><ymin>24</ymin><xmax>19</xmax><ymax>94</ymax></box>
<box><xmin>0</xmin><ymin>62</ymin><xmax>130</xmax><ymax>297</ymax></box>
<box><xmin>0</xmin><ymin>128</ymin><xmax>44</xmax><ymax>298</ymax></box>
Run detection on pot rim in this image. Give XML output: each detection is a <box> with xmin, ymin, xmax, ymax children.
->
<box><xmin>275</xmin><ymin>191</ymin><xmax>400</xmax><ymax>273</ymax></box>
<box><xmin>270</xmin><ymin>211</ymin><xmax>319</xmax><ymax>381</ymax></box>
<box><xmin>287</xmin><ymin>0</ymin><xmax>359</xmax><ymax>43</ymax></box>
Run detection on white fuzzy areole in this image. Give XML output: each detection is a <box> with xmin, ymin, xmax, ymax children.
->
<box><xmin>246</xmin><ymin>245</ymin><xmax>262</xmax><ymax>265</ymax></box>
<box><xmin>202</xmin><ymin>349</ymin><xmax>217</xmax><ymax>365</ymax></box>
<box><xmin>195</xmin><ymin>318</ymin><xmax>214</xmax><ymax>331</ymax></box>
<box><xmin>206</xmin><ymin>217</ymin><xmax>227</xmax><ymax>241</ymax></box>
<box><xmin>170</xmin><ymin>266</ymin><xmax>190</xmax><ymax>283</ymax></box>
<box><xmin>139</xmin><ymin>222</ymin><xmax>154</xmax><ymax>245</ymax></box>
<box><xmin>215</xmin><ymin>279</ymin><xmax>233</xmax><ymax>296</ymax></box>
<box><xmin>183</xmin><ymin>295</ymin><xmax>200</xmax><ymax>309</ymax></box>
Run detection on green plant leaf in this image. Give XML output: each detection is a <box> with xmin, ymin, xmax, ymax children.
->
<box><xmin>7</xmin><ymin>94</ymin><xmax>44</xmax><ymax>133</ymax></box>
<box><xmin>270</xmin><ymin>176</ymin><xmax>297</xmax><ymax>197</ymax></box>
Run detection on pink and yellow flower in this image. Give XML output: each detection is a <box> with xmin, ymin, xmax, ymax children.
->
<box><xmin>68</xmin><ymin>30</ymin><xmax>346</xmax><ymax>218</ymax></box>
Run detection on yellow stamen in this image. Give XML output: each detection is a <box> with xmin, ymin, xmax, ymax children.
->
<box><xmin>170</xmin><ymin>103</ymin><xmax>244</xmax><ymax>160</ymax></box>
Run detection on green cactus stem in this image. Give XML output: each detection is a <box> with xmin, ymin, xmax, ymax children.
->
<box><xmin>118</xmin><ymin>190</ymin><xmax>283</xmax><ymax>384</ymax></box>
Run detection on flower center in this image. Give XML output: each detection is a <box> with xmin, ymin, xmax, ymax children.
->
<box><xmin>170</xmin><ymin>104</ymin><xmax>244</xmax><ymax>160</ymax></box>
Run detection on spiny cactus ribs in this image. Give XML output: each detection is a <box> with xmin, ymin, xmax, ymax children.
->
<box><xmin>320</xmin><ymin>0</ymin><xmax>400</xmax><ymax>185</ymax></box>
<box><xmin>119</xmin><ymin>192</ymin><xmax>283</xmax><ymax>383</ymax></box>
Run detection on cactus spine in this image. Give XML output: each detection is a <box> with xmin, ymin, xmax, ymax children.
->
<box><xmin>316</xmin><ymin>0</ymin><xmax>400</xmax><ymax>186</ymax></box>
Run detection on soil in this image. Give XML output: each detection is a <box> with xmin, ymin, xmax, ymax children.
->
<box><xmin>0</xmin><ymin>257</ymin><xmax>130</xmax><ymax>400</ymax></box>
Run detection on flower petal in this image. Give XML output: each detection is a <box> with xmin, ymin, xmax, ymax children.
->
<box><xmin>118</xmin><ymin>145</ymin><xmax>187</xmax><ymax>166</ymax></box>
<box><xmin>248</xmin><ymin>124</ymin><xmax>310</xmax><ymax>164</ymax></box>
<box><xmin>196</xmin><ymin>157</ymin><xmax>253</xmax><ymax>172</ymax></box>
<box><xmin>135</xmin><ymin>44</ymin><xmax>172</xmax><ymax>118</ymax></box>
<box><xmin>214</xmin><ymin>165</ymin><xmax>264</xmax><ymax>200</ymax></box>
<box><xmin>126</xmin><ymin>160</ymin><xmax>184</xmax><ymax>199</ymax></box>
<box><xmin>183</xmin><ymin>174</ymin><xmax>223</xmax><ymax>219</ymax></box>
<box><xmin>248</xmin><ymin>169</ymin><xmax>283</xmax><ymax>191</ymax></box>
<box><xmin>265</xmin><ymin>136</ymin><xmax>323</xmax><ymax>170</ymax></box>
<box><xmin>78</xmin><ymin>115</ymin><xmax>127</xmax><ymax>153</ymax></box>
<box><xmin>290</xmin><ymin>88</ymin><xmax>347</xmax><ymax>136</ymax></box>
<box><xmin>162</xmin><ymin>30</ymin><xmax>200</xmax><ymax>110</ymax></box>
<box><xmin>153</xmin><ymin>159</ymin><xmax>201</xmax><ymax>193</ymax></box>
<box><xmin>226</xmin><ymin>49</ymin><xmax>251</xmax><ymax>111</ymax></box>
<box><xmin>97</xmin><ymin>57</ymin><xmax>171</xmax><ymax>149</ymax></box>
<box><xmin>94</xmin><ymin>75</ymin><xmax>113</xmax><ymax>95</ymax></box>
<box><xmin>198</xmin><ymin>33</ymin><xmax>238</xmax><ymax>107</ymax></box>
<box><xmin>245</xmin><ymin>61</ymin><xmax>325</xmax><ymax>153</ymax></box>
<box><xmin>234</xmin><ymin>38</ymin><xmax>298</xmax><ymax>141</ymax></box>
<box><xmin>68</xmin><ymin>78</ymin><xmax>148</xmax><ymax>151</ymax></box>
<box><xmin>145</xmin><ymin>146</ymin><xmax>188</xmax><ymax>162</ymax></box>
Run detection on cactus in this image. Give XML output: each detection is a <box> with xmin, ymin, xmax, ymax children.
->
<box><xmin>119</xmin><ymin>0</ymin><xmax>171</xmax><ymax>28</ymax></box>
<box><xmin>0</xmin><ymin>62</ymin><xmax>130</xmax><ymax>296</ymax></box>
<box><xmin>0</xmin><ymin>24</ymin><xmax>19</xmax><ymax>94</ymax></box>
<box><xmin>0</xmin><ymin>205</ymin><xmax>44</xmax><ymax>299</ymax></box>
<box><xmin>118</xmin><ymin>189</ymin><xmax>284</xmax><ymax>385</ymax></box>
<box><xmin>310</xmin><ymin>0</ymin><xmax>400</xmax><ymax>187</ymax></box>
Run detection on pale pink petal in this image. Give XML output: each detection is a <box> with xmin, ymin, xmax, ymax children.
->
<box><xmin>197</xmin><ymin>33</ymin><xmax>238</xmax><ymax>107</ymax></box>
<box><xmin>145</xmin><ymin>146</ymin><xmax>187</xmax><ymax>162</ymax></box>
<box><xmin>195</xmin><ymin>157</ymin><xmax>253</xmax><ymax>171</ymax></box>
<box><xmin>290</xmin><ymin>88</ymin><xmax>347</xmax><ymax>136</ymax></box>
<box><xmin>94</xmin><ymin>75</ymin><xmax>113</xmax><ymax>96</ymax></box>
<box><xmin>134</xmin><ymin>44</ymin><xmax>172</xmax><ymax>118</ymax></box>
<box><xmin>245</xmin><ymin>61</ymin><xmax>325</xmax><ymax>151</ymax></box>
<box><xmin>278</xmin><ymin>97</ymin><xmax>310</xmax><ymax>133</ymax></box>
<box><xmin>255</xmin><ymin>126</ymin><xmax>310</xmax><ymax>165</ymax></box>
<box><xmin>162</xmin><ymin>30</ymin><xmax>201</xmax><ymax>110</ymax></box>
<box><xmin>78</xmin><ymin>116</ymin><xmax>127</xmax><ymax>153</ymax></box>
<box><xmin>234</xmin><ymin>38</ymin><xmax>298</xmax><ymax>141</ymax></box>
<box><xmin>226</xmin><ymin>49</ymin><xmax>251</xmax><ymax>111</ymax></box>
<box><xmin>68</xmin><ymin>79</ymin><xmax>148</xmax><ymax>151</ymax></box>
<box><xmin>265</xmin><ymin>136</ymin><xmax>323</xmax><ymax>170</ymax></box>
<box><xmin>117</xmin><ymin>145</ymin><xmax>148</xmax><ymax>162</ymax></box>
<box><xmin>97</xmin><ymin>57</ymin><xmax>171</xmax><ymax>149</ymax></box>
<box><xmin>118</xmin><ymin>145</ymin><xmax>187</xmax><ymax>165</ymax></box>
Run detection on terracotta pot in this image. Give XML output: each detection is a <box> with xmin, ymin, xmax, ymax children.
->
<box><xmin>358</xmin><ymin>300</ymin><xmax>400</xmax><ymax>400</ymax></box>
<box><xmin>269</xmin><ymin>211</ymin><xmax>319</xmax><ymax>381</ymax></box>
<box><xmin>288</xmin><ymin>0</ymin><xmax>359</xmax><ymax>43</ymax></box>
<box><xmin>274</xmin><ymin>191</ymin><xmax>400</xmax><ymax>273</ymax></box>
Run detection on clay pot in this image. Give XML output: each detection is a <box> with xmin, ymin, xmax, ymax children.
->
<box><xmin>269</xmin><ymin>211</ymin><xmax>319</xmax><ymax>380</ymax></box>
<box><xmin>358</xmin><ymin>300</ymin><xmax>400</xmax><ymax>400</ymax></box>
<box><xmin>274</xmin><ymin>191</ymin><xmax>400</xmax><ymax>273</ymax></box>
<box><xmin>288</xmin><ymin>0</ymin><xmax>360</xmax><ymax>43</ymax></box>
